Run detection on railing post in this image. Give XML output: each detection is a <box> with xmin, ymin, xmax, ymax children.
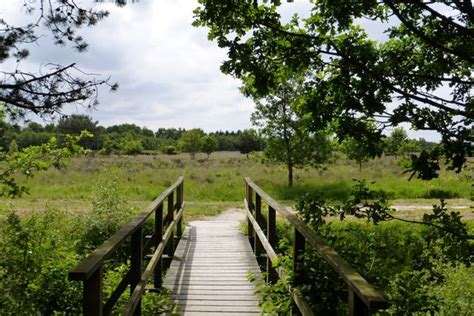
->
<box><xmin>83</xmin><ymin>267</ymin><xmax>103</xmax><ymax>316</ymax></box>
<box><xmin>267</xmin><ymin>205</ymin><xmax>277</xmax><ymax>283</ymax></box>
<box><xmin>293</xmin><ymin>228</ymin><xmax>306</xmax><ymax>285</ymax></box>
<box><xmin>164</xmin><ymin>192</ymin><xmax>175</xmax><ymax>268</ymax></box>
<box><xmin>254</xmin><ymin>193</ymin><xmax>264</xmax><ymax>266</ymax></box>
<box><xmin>177</xmin><ymin>182</ymin><xmax>183</xmax><ymax>239</ymax></box>
<box><xmin>349</xmin><ymin>288</ymin><xmax>369</xmax><ymax>316</ymax></box>
<box><xmin>153</xmin><ymin>203</ymin><xmax>163</xmax><ymax>289</ymax></box>
<box><xmin>246</xmin><ymin>183</ymin><xmax>255</xmax><ymax>252</ymax></box>
<box><xmin>293</xmin><ymin>228</ymin><xmax>306</xmax><ymax>314</ymax></box>
<box><xmin>130</xmin><ymin>226</ymin><xmax>143</xmax><ymax>316</ymax></box>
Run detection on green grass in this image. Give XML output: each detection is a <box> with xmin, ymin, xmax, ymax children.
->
<box><xmin>2</xmin><ymin>152</ymin><xmax>472</xmax><ymax>220</ymax></box>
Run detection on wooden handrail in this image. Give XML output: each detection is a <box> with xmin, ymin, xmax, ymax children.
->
<box><xmin>123</xmin><ymin>204</ymin><xmax>184</xmax><ymax>315</ymax></box>
<box><xmin>244</xmin><ymin>177</ymin><xmax>387</xmax><ymax>315</ymax></box>
<box><xmin>69</xmin><ymin>177</ymin><xmax>185</xmax><ymax>316</ymax></box>
<box><xmin>70</xmin><ymin>177</ymin><xmax>183</xmax><ymax>281</ymax></box>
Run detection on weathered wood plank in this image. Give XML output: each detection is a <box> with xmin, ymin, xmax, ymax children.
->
<box><xmin>172</xmin><ymin>295</ymin><xmax>259</xmax><ymax>301</ymax></box>
<box><xmin>163</xmin><ymin>220</ymin><xmax>262</xmax><ymax>315</ymax></box>
<box><xmin>179</xmin><ymin>305</ymin><xmax>260</xmax><ymax>312</ymax></box>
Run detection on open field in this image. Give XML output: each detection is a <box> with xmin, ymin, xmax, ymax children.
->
<box><xmin>1</xmin><ymin>152</ymin><xmax>472</xmax><ymax>220</ymax></box>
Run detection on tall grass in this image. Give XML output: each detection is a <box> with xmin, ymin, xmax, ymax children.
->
<box><xmin>5</xmin><ymin>153</ymin><xmax>472</xmax><ymax>210</ymax></box>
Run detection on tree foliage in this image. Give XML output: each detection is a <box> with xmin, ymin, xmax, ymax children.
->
<box><xmin>178</xmin><ymin>129</ymin><xmax>205</xmax><ymax>159</ymax></box>
<box><xmin>237</xmin><ymin>129</ymin><xmax>265</xmax><ymax>154</ymax></box>
<box><xmin>193</xmin><ymin>0</ymin><xmax>473</xmax><ymax>180</ymax></box>
<box><xmin>201</xmin><ymin>135</ymin><xmax>218</xmax><ymax>158</ymax></box>
<box><xmin>252</xmin><ymin>78</ymin><xmax>332</xmax><ymax>186</ymax></box>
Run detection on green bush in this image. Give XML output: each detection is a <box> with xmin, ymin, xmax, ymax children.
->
<box><xmin>433</xmin><ymin>263</ymin><xmax>474</xmax><ymax>315</ymax></box>
<box><xmin>0</xmin><ymin>208</ymin><xmax>81</xmax><ymax>314</ymax></box>
<box><xmin>162</xmin><ymin>145</ymin><xmax>178</xmax><ymax>155</ymax></box>
<box><xmin>74</xmin><ymin>174</ymin><xmax>134</xmax><ymax>255</ymax></box>
<box><xmin>119</xmin><ymin>134</ymin><xmax>143</xmax><ymax>155</ymax></box>
<box><xmin>264</xmin><ymin>219</ymin><xmax>473</xmax><ymax>315</ymax></box>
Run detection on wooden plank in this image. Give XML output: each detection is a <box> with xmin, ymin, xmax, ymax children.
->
<box><xmin>177</xmin><ymin>300</ymin><xmax>259</xmax><ymax>307</ymax></box>
<box><xmin>172</xmin><ymin>295</ymin><xmax>259</xmax><ymax>301</ymax></box>
<box><xmin>179</xmin><ymin>305</ymin><xmax>260</xmax><ymax>312</ymax></box>
<box><xmin>163</xmin><ymin>219</ymin><xmax>262</xmax><ymax>315</ymax></box>
<box><xmin>181</xmin><ymin>312</ymin><xmax>259</xmax><ymax>316</ymax></box>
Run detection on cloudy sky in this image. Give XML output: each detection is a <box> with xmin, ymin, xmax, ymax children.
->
<box><xmin>1</xmin><ymin>0</ymin><xmax>441</xmax><ymax>140</ymax></box>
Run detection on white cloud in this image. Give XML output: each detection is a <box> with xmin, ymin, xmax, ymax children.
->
<box><xmin>0</xmin><ymin>1</ymin><xmax>444</xmax><ymax>141</ymax></box>
<box><xmin>1</xmin><ymin>0</ymin><xmax>254</xmax><ymax>132</ymax></box>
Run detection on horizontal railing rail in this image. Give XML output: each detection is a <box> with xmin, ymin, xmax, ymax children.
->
<box><xmin>244</xmin><ymin>177</ymin><xmax>387</xmax><ymax>316</ymax></box>
<box><xmin>69</xmin><ymin>176</ymin><xmax>184</xmax><ymax>316</ymax></box>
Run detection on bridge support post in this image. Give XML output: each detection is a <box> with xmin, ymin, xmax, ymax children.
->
<box><xmin>164</xmin><ymin>192</ymin><xmax>175</xmax><ymax>269</ymax></box>
<box><xmin>292</xmin><ymin>228</ymin><xmax>306</xmax><ymax>314</ymax></box>
<box><xmin>83</xmin><ymin>266</ymin><xmax>103</xmax><ymax>316</ymax></box>
<box><xmin>254</xmin><ymin>194</ymin><xmax>264</xmax><ymax>266</ymax></box>
<box><xmin>267</xmin><ymin>205</ymin><xmax>278</xmax><ymax>283</ymax></box>
<box><xmin>246</xmin><ymin>184</ymin><xmax>255</xmax><ymax>252</ymax></box>
<box><xmin>130</xmin><ymin>226</ymin><xmax>143</xmax><ymax>315</ymax></box>
<box><xmin>349</xmin><ymin>288</ymin><xmax>369</xmax><ymax>316</ymax></box>
<box><xmin>177</xmin><ymin>182</ymin><xmax>184</xmax><ymax>238</ymax></box>
<box><xmin>154</xmin><ymin>203</ymin><xmax>163</xmax><ymax>289</ymax></box>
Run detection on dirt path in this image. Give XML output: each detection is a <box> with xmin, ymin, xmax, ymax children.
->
<box><xmin>204</xmin><ymin>207</ymin><xmax>246</xmax><ymax>222</ymax></box>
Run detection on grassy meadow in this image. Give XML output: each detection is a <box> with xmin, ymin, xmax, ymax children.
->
<box><xmin>1</xmin><ymin>151</ymin><xmax>472</xmax><ymax>220</ymax></box>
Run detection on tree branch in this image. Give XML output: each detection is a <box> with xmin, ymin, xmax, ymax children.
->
<box><xmin>385</xmin><ymin>0</ymin><xmax>474</xmax><ymax>64</ymax></box>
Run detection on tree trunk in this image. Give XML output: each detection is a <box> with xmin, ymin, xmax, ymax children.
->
<box><xmin>288</xmin><ymin>162</ymin><xmax>293</xmax><ymax>187</ymax></box>
<box><xmin>359</xmin><ymin>160</ymin><xmax>362</xmax><ymax>172</ymax></box>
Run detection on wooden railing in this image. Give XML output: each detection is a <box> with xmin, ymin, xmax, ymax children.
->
<box><xmin>69</xmin><ymin>177</ymin><xmax>184</xmax><ymax>316</ymax></box>
<box><xmin>244</xmin><ymin>177</ymin><xmax>387</xmax><ymax>316</ymax></box>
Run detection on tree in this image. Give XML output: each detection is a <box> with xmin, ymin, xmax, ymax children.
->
<box><xmin>201</xmin><ymin>135</ymin><xmax>218</xmax><ymax>158</ymax></box>
<box><xmin>193</xmin><ymin>1</ymin><xmax>473</xmax><ymax>180</ymax></box>
<box><xmin>119</xmin><ymin>134</ymin><xmax>143</xmax><ymax>155</ymax></box>
<box><xmin>56</xmin><ymin>114</ymin><xmax>100</xmax><ymax>149</ymax></box>
<box><xmin>237</xmin><ymin>129</ymin><xmax>264</xmax><ymax>155</ymax></box>
<box><xmin>56</xmin><ymin>115</ymin><xmax>98</xmax><ymax>135</ymax></box>
<box><xmin>340</xmin><ymin>120</ymin><xmax>384</xmax><ymax>171</ymax></box>
<box><xmin>25</xmin><ymin>122</ymin><xmax>44</xmax><ymax>133</ymax></box>
<box><xmin>252</xmin><ymin>78</ymin><xmax>332</xmax><ymax>186</ymax></box>
<box><xmin>342</xmin><ymin>137</ymin><xmax>373</xmax><ymax>172</ymax></box>
<box><xmin>178</xmin><ymin>129</ymin><xmax>204</xmax><ymax>159</ymax></box>
<box><xmin>384</xmin><ymin>127</ymin><xmax>409</xmax><ymax>156</ymax></box>
<box><xmin>0</xmin><ymin>1</ymin><xmax>118</xmax><ymax>119</ymax></box>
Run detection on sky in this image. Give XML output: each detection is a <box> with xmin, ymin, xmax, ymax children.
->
<box><xmin>0</xmin><ymin>0</ymin><xmax>441</xmax><ymax>140</ymax></box>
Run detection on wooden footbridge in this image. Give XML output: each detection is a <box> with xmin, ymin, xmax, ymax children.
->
<box><xmin>69</xmin><ymin>177</ymin><xmax>387</xmax><ymax>315</ymax></box>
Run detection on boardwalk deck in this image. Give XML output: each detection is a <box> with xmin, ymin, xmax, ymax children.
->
<box><xmin>163</xmin><ymin>219</ymin><xmax>262</xmax><ymax>315</ymax></box>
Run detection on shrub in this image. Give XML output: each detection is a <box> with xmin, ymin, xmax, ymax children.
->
<box><xmin>74</xmin><ymin>174</ymin><xmax>134</xmax><ymax>255</ymax></box>
<box><xmin>119</xmin><ymin>134</ymin><xmax>143</xmax><ymax>155</ymax></box>
<box><xmin>433</xmin><ymin>263</ymin><xmax>474</xmax><ymax>315</ymax></box>
<box><xmin>162</xmin><ymin>145</ymin><xmax>178</xmax><ymax>155</ymax></box>
<box><xmin>0</xmin><ymin>208</ymin><xmax>81</xmax><ymax>314</ymax></box>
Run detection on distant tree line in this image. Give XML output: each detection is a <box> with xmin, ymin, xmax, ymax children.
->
<box><xmin>0</xmin><ymin>114</ymin><xmax>266</xmax><ymax>156</ymax></box>
<box><xmin>1</xmin><ymin>114</ymin><xmax>437</xmax><ymax>160</ymax></box>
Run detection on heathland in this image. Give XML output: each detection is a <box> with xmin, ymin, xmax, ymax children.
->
<box><xmin>1</xmin><ymin>152</ymin><xmax>472</xmax><ymax>220</ymax></box>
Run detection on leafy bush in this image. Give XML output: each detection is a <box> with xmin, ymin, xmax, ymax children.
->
<box><xmin>119</xmin><ymin>134</ymin><xmax>143</xmax><ymax>155</ymax></box>
<box><xmin>162</xmin><ymin>145</ymin><xmax>178</xmax><ymax>155</ymax></box>
<box><xmin>0</xmin><ymin>208</ymin><xmax>81</xmax><ymax>314</ymax></box>
<box><xmin>276</xmin><ymin>220</ymin><xmax>473</xmax><ymax>314</ymax></box>
<box><xmin>433</xmin><ymin>263</ymin><xmax>474</xmax><ymax>315</ymax></box>
<box><xmin>74</xmin><ymin>173</ymin><xmax>134</xmax><ymax>255</ymax></box>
